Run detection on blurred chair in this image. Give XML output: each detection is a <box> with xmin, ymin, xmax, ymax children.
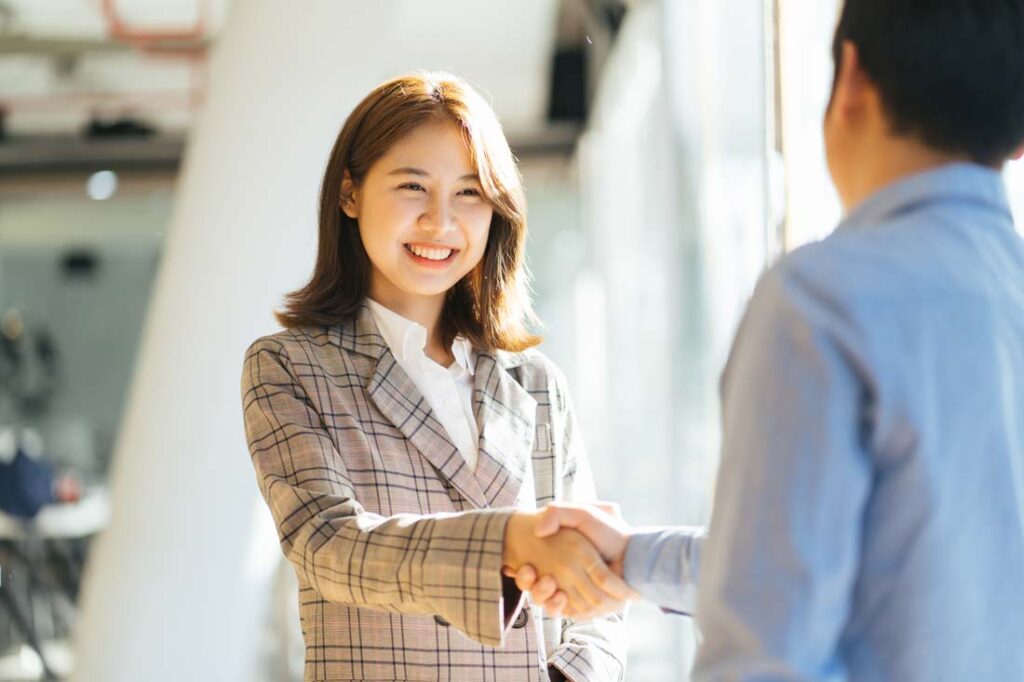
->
<box><xmin>0</xmin><ymin>487</ymin><xmax>109</xmax><ymax>680</ymax></box>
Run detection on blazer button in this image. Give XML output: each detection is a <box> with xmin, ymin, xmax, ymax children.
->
<box><xmin>512</xmin><ymin>609</ymin><xmax>529</xmax><ymax>629</ymax></box>
<box><xmin>434</xmin><ymin>615</ymin><xmax>450</xmax><ymax>627</ymax></box>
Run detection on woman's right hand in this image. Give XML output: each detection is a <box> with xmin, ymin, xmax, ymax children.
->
<box><xmin>502</xmin><ymin>511</ymin><xmax>635</xmax><ymax>620</ymax></box>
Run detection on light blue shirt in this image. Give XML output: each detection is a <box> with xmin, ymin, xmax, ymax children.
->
<box><xmin>624</xmin><ymin>163</ymin><xmax>1024</xmax><ymax>681</ymax></box>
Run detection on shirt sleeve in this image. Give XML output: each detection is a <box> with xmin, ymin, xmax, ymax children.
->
<box><xmin>623</xmin><ymin>525</ymin><xmax>707</xmax><ymax>615</ymax></box>
<box><xmin>693</xmin><ymin>264</ymin><xmax>873</xmax><ymax>681</ymax></box>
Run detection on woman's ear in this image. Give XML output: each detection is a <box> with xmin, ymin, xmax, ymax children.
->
<box><xmin>340</xmin><ymin>170</ymin><xmax>359</xmax><ymax>219</ymax></box>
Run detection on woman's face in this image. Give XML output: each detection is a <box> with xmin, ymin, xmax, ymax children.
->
<box><xmin>344</xmin><ymin>120</ymin><xmax>494</xmax><ymax>310</ymax></box>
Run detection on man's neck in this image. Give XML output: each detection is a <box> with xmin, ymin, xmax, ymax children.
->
<box><xmin>842</xmin><ymin>138</ymin><xmax>976</xmax><ymax>213</ymax></box>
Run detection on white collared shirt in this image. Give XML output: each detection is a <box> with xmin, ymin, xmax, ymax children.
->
<box><xmin>366</xmin><ymin>299</ymin><xmax>479</xmax><ymax>471</ymax></box>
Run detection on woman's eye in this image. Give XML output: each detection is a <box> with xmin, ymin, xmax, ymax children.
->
<box><xmin>458</xmin><ymin>188</ymin><xmax>481</xmax><ymax>197</ymax></box>
<box><xmin>399</xmin><ymin>183</ymin><xmax>426</xmax><ymax>192</ymax></box>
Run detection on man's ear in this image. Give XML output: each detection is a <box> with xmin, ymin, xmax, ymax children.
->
<box><xmin>831</xmin><ymin>41</ymin><xmax>874</xmax><ymax>126</ymax></box>
<box><xmin>340</xmin><ymin>170</ymin><xmax>359</xmax><ymax>219</ymax></box>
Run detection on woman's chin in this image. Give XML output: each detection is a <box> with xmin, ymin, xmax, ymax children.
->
<box><xmin>396</xmin><ymin>280</ymin><xmax>459</xmax><ymax>300</ymax></box>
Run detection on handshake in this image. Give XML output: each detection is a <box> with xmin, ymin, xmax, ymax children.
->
<box><xmin>501</xmin><ymin>503</ymin><xmax>639</xmax><ymax>621</ymax></box>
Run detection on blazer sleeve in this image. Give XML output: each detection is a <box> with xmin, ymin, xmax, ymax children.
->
<box><xmin>546</xmin><ymin>369</ymin><xmax>629</xmax><ymax>682</ymax></box>
<box><xmin>241</xmin><ymin>337</ymin><xmax>522</xmax><ymax>647</ymax></box>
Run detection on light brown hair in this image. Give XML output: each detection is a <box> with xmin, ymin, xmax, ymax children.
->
<box><xmin>276</xmin><ymin>71</ymin><xmax>540</xmax><ymax>352</ymax></box>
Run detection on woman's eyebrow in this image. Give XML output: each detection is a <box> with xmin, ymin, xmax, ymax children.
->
<box><xmin>387</xmin><ymin>167</ymin><xmax>479</xmax><ymax>181</ymax></box>
<box><xmin>387</xmin><ymin>166</ymin><xmax>428</xmax><ymax>176</ymax></box>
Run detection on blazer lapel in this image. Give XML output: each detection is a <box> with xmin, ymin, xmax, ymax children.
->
<box><xmin>342</xmin><ymin>305</ymin><xmax>489</xmax><ymax>509</ymax></box>
<box><xmin>471</xmin><ymin>352</ymin><xmax>537</xmax><ymax>509</ymax></box>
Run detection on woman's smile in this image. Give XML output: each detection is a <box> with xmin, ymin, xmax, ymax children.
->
<box><xmin>403</xmin><ymin>241</ymin><xmax>460</xmax><ymax>268</ymax></box>
<box><xmin>345</xmin><ymin>120</ymin><xmax>492</xmax><ymax>301</ymax></box>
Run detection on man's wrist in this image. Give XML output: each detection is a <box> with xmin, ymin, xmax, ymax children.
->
<box><xmin>609</xmin><ymin>532</ymin><xmax>631</xmax><ymax>577</ymax></box>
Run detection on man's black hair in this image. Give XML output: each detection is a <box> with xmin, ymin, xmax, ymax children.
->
<box><xmin>832</xmin><ymin>0</ymin><xmax>1024</xmax><ymax>165</ymax></box>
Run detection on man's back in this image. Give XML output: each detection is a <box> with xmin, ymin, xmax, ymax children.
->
<box><xmin>695</xmin><ymin>163</ymin><xmax>1024</xmax><ymax>680</ymax></box>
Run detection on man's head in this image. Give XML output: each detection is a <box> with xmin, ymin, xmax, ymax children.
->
<box><xmin>824</xmin><ymin>0</ymin><xmax>1024</xmax><ymax>208</ymax></box>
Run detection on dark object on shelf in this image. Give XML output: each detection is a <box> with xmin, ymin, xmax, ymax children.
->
<box><xmin>84</xmin><ymin>117</ymin><xmax>156</xmax><ymax>139</ymax></box>
<box><xmin>549</xmin><ymin>47</ymin><xmax>587</xmax><ymax>123</ymax></box>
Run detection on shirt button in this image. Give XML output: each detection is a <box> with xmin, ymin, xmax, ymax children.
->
<box><xmin>512</xmin><ymin>609</ymin><xmax>529</xmax><ymax>629</ymax></box>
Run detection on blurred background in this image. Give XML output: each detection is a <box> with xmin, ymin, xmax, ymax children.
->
<box><xmin>0</xmin><ymin>1</ymin><xmax>1022</xmax><ymax>680</ymax></box>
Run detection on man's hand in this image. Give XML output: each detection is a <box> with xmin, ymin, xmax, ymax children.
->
<box><xmin>503</xmin><ymin>510</ymin><xmax>634</xmax><ymax>620</ymax></box>
<box><xmin>505</xmin><ymin>503</ymin><xmax>637</xmax><ymax>619</ymax></box>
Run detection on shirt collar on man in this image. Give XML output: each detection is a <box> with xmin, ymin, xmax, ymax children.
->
<box><xmin>839</xmin><ymin>161</ymin><xmax>1012</xmax><ymax>232</ymax></box>
<box><xmin>365</xmin><ymin>298</ymin><xmax>475</xmax><ymax>376</ymax></box>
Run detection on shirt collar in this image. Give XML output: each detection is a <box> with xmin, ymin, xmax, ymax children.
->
<box><xmin>450</xmin><ymin>336</ymin><xmax>475</xmax><ymax>376</ymax></box>
<box><xmin>365</xmin><ymin>298</ymin><xmax>475</xmax><ymax>376</ymax></box>
<box><xmin>839</xmin><ymin>162</ymin><xmax>1013</xmax><ymax>232</ymax></box>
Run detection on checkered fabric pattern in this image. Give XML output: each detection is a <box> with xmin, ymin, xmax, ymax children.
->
<box><xmin>241</xmin><ymin>304</ymin><xmax>625</xmax><ymax>681</ymax></box>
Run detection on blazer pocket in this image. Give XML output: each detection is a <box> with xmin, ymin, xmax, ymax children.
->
<box><xmin>534</xmin><ymin>423</ymin><xmax>552</xmax><ymax>452</ymax></box>
<box><xmin>531</xmin><ymin>423</ymin><xmax>562</xmax><ymax>504</ymax></box>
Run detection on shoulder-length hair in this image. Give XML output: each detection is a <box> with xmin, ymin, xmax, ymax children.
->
<box><xmin>276</xmin><ymin>71</ymin><xmax>540</xmax><ymax>353</ymax></box>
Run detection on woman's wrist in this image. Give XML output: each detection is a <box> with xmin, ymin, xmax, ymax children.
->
<box><xmin>502</xmin><ymin>510</ymin><xmax>538</xmax><ymax>568</ymax></box>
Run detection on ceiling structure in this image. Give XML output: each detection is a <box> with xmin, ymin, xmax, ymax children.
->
<box><xmin>0</xmin><ymin>0</ymin><xmax>630</xmax><ymax>174</ymax></box>
<box><xmin>0</xmin><ymin>1</ymin><xmax>563</xmax><ymax>135</ymax></box>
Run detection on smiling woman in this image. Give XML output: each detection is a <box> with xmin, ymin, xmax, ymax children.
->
<box><xmin>239</xmin><ymin>72</ymin><xmax>629</xmax><ymax>682</ymax></box>
<box><xmin>341</xmin><ymin>120</ymin><xmax>496</xmax><ymax>364</ymax></box>
<box><xmin>277</xmin><ymin>73</ymin><xmax>538</xmax><ymax>355</ymax></box>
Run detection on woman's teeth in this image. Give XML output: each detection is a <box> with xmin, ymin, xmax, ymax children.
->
<box><xmin>407</xmin><ymin>245</ymin><xmax>453</xmax><ymax>261</ymax></box>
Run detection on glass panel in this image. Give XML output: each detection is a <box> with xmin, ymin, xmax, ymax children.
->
<box><xmin>525</xmin><ymin>1</ymin><xmax>775</xmax><ymax>678</ymax></box>
<box><xmin>777</xmin><ymin>0</ymin><xmax>842</xmax><ymax>249</ymax></box>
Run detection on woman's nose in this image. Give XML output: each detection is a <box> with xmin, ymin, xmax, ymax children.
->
<box><xmin>419</xmin><ymin>196</ymin><xmax>456</xmax><ymax>233</ymax></box>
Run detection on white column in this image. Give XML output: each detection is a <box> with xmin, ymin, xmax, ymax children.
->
<box><xmin>70</xmin><ymin>3</ymin><xmax>351</xmax><ymax>679</ymax></box>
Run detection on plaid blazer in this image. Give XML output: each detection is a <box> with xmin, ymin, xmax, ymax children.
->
<box><xmin>241</xmin><ymin>304</ymin><xmax>626</xmax><ymax>681</ymax></box>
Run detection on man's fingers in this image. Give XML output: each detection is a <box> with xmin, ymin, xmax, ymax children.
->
<box><xmin>513</xmin><ymin>564</ymin><xmax>539</xmax><ymax>592</ymax></box>
<box><xmin>534</xmin><ymin>505</ymin><xmax>568</xmax><ymax>538</ymax></box>
<box><xmin>567</xmin><ymin>596</ymin><xmax>624</xmax><ymax>623</ymax></box>
<box><xmin>592</xmin><ymin>501</ymin><xmax>623</xmax><ymax>520</ymax></box>
<box><xmin>536</xmin><ymin>504</ymin><xmax>629</xmax><ymax>563</ymax></box>
<box><xmin>518</xmin><ymin>520</ymin><xmax>632</xmax><ymax>620</ymax></box>
<box><xmin>535</xmin><ymin>591</ymin><xmax>567</xmax><ymax>618</ymax></box>
<box><xmin>547</xmin><ymin>590</ymin><xmax>569</xmax><ymax>617</ymax></box>
<box><xmin>530</xmin><ymin>575</ymin><xmax>559</xmax><ymax>603</ymax></box>
<box><xmin>565</xmin><ymin>585</ymin><xmax>597</xmax><ymax>615</ymax></box>
<box><xmin>584</xmin><ymin>559</ymin><xmax>639</xmax><ymax>602</ymax></box>
<box><xmin>564</xmin><ymin>557</ymin><xmax>633</xmax><ymax>620</ymax></box>
<box><xmin>570</xmin><ymin>567</ymin><xmax>618</xmax><ymax>613</ymax></box>
<box><xmin>534</xmin><ymin>504</ymin><xmax>592</xmax><ymax>538</ymax></box>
